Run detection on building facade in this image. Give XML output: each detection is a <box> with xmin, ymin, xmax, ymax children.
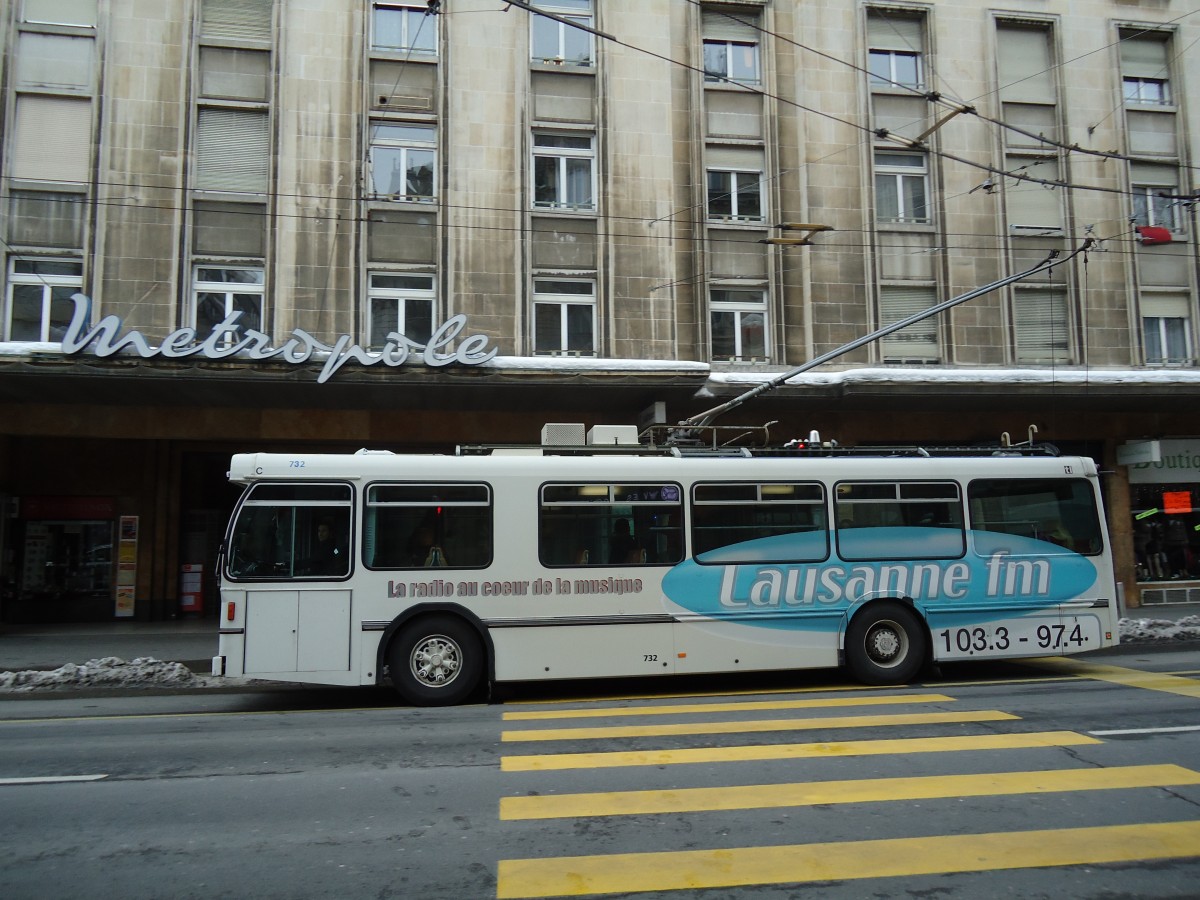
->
<box><xmin>0</xmin><ymin>0</ymin><xmax>1197</xmax><ymax>622</ymax></box>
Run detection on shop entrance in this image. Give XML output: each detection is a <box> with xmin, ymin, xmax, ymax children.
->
<box><xmin>8</xmin><ymin>497</ymin><xmax>116</xmax><ymax>623</ymax></box>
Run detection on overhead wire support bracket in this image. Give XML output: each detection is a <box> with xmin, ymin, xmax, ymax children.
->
<box><xmin>759</xmin><ymin>223</ymin><xmax>831</xmax><ymax>247</ymax></box>
<box><xmin>679</xmin><ymin>239</ymin><xmax>1096</xmax><ymax>430</ymax></box>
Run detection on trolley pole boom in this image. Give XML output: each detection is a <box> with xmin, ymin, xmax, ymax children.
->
<box><xmin>684</xmin><ymin>240</ymin><xmax>1095</xmax><ymax>428</ymax></box>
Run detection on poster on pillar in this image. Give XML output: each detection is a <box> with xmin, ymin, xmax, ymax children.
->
<box><xmin>115</xmin><ymin>515</ymin><xmax>138</xmax><ymax>617</ymax></box>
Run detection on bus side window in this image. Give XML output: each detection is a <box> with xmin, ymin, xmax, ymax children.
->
<box><xmin>539</xmin><ymin>483</ymin><xmax>683</xmax><ymax>567</ymax></box>
<box><xmin>364</xmin><ymin>483</ymin><xmax>492</xmax><ymax>570</ymax></box>
<box><xmin>226</xmin><ymin>483</ymin><xmax>353</xmax><ymax>579</ymax></box>
<box><xmin>968</xmin><ymin>478</ymin><xmax>1103</xmax><ymax>556</ymax></box>
<box><xmin>691</xmin><ymin>482</ymin><xmax>828</xmax><ymax>565</ymax></box>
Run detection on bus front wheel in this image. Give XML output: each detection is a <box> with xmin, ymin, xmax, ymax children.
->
<box><xmin>388</xmin><ymin>615</ymin><xmax>483</xmax><ymax>706</ymax></box>
<box><xmin>845</xmin><ymin>602</ymin><xmax>927</xmax><ymax>685</ymax></box>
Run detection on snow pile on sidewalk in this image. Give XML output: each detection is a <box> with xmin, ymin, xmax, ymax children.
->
<box><xmin>1119</xmin><ymin>614</ymin><xmax>1200</xmax><ymax>643</ymax></box>
<box><xmin>0</xmin><ymin>656</ymin><xmax>208</xmax><ymax>692</ymax></box>
<box><xmin>1</xmin><ymin>616</ymin><xmax>1198</xmax><ymax>693</ymax></box>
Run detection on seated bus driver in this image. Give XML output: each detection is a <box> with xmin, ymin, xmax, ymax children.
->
<box><xmin>309</xmin><ymin>519</ymin><xmax>345</xmax><ymax>574</ymax></box>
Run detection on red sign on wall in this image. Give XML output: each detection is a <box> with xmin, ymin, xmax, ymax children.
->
<box><xmin>1163</xmin><ymin>491</ymin><xmax>1193</xmax><ymax>515</ymax></box>
<box><xmin>21</xmin><ymin>496</ymin><xmax>116</xmax><ymax>520</ymax></box>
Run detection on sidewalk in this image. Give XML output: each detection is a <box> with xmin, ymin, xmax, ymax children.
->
<box><xmin>0</xmin><ymin>619</ymin><xmax>218</xmax><ymax>673</ymax></box>
<box><xmin>2</xmin><ymin>605</ymin><xmax>1198</xmax><ymax>676</ymax></box>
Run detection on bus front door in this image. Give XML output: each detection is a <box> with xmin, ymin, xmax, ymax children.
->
<box><xmin>243</xmin><ymin>589</ymin><xmax>352</xmax><ymax>674</ymax></box>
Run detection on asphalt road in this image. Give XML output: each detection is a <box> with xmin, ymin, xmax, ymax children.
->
<box><xmin>1</xmin><ymin>643</ymin><xmax>1199</xmax><ymax>899</ymax></box>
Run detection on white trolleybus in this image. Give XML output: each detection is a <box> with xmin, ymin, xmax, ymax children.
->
<box><xmin>213</xmin><ymin>426</ymin><xmax>1120</xmax><ymax>704</ymax></box>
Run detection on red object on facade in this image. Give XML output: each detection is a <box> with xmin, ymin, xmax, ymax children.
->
<box><xmin>180</xmin><ymin>563</ymin><xmax>204</xmax><ymax>614</ymax></box>
<box><xmin>1136</xmin><ymin>225</ymin><xmax>1173</xmax><ymax>245</ymax></box>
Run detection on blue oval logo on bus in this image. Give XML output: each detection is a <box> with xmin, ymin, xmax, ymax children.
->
<box><xmin>661</xmin><ymin>528</ymin><xmax>1099</xmax><ymax>629</ymax></box>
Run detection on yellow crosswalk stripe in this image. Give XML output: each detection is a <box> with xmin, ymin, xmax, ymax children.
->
<box><xmin>502</xmin><ymin>693</ymin><xmax>956</xmax><ymax>721</ymax></box>
<box><xmin>502</xmin><ymin>709</ymin><xmax>1014</xmax><ymax>742</ymax></box>
<box><xmin>500</xmin><ymin>730</ymin><xmax>1099</xmax><ymax>772</ymax></box>
<box><xmin>1029</xmin><ymin>658</ymin><xmax>1200</xmax><ymax>699</ymax></box>
<box><xmin>495</xmin><ymin>820</ymin><xmax>1200</xmax><ymax>898</ymax></box>
<box><xmin>500</xmin><ymin>763</ymin><xmax>1200</xmax><ymax>820</ymax></box>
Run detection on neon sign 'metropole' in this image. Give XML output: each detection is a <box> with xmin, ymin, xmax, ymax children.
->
<box><xmin>59</xmin><ymin>293</ymin><xmax>498</xmax><ymax>384</ymax></box>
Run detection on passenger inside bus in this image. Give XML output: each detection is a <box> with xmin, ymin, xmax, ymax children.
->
<box><xmin>309</xmin><ymin>518</ymin><xmax>347</xmax><ymax>575</ymax></box>
<box><xmin>408</xmin><ymin>523</ymin><xmax>449</xmax><ymax>567</ymax></box>
<box><xmin>609</xmin><ymin>518</ymin><xmax>640</xmax><ymax>564</ymax></box>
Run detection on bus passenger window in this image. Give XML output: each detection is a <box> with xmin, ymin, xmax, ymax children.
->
<box><xmin>539</xmin><ymin>483</ymin><xmax>683</xmax><ymax>567</ymax></box>
<box><xmin>968</xmin><ymin>478</ymin><xmax>1103</xmax><ymax>556</ymax></box>
<box><xmin>691</xmin><ymin>482</ymin><xmax>827</xmax><ymax>564</ymax></box>
<box><xmin>364</xmin><ymin>483</ymin><xmax>491</xmax><ymax>570</ymax></box>
<box><xmin>834</xmin><ymin>481</ymin><xmax>964</xmax><ymax>561</ymax></box>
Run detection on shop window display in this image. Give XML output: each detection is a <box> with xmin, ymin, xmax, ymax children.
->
<box><xmin>1132</xmin><ymin>485</ymin><xmax>1198</xmax><ymax>581</ymax></box>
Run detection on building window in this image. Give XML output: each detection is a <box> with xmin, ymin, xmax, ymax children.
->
<box><xmin>16</xmin><ymin>32</ymin><xmax>95</xmax><ymax>92</ymax></box>
<box><xmin>533</xmin><ymin>278</ymin><xmax>595</xmax><ymax>355</ymax></box>
<box><xmin>4</xmin><ymin>257</ymin><xmax>83</xmax><ymax>342</ymax></box>
<box><xmin>1143</xmin><ymin>317</ymin><xmax>1190</xmax><ymax>365</ymax></box>
<box><xmin>10</xmin><ymin>95</ymin><xmax>92</xmax><ymax>184</ymax></box>
<box><xmin>372</xmin><ymin>2</ymin><xmax>437</xmax><ymax>55</ymax></box>
<box><xmin>868</xmin><ymin>49</ymin><xmax>921</xmax><ymax>89</ymax></box>
<box><xmin>368</xmin><ymin>272</ymin><xmax>435</xmax><ymax>350</ymax></box>
<box><xmin>532</xmin><ymin>133</ymin><xmax>595</xmax><ymax>210</ymax></box>
<box><xmin>22</xmin><ymin>0</ymin><xmax>98</xmax><ymax>27</ymax></box>
<box><xmin>874</xmin><ymin>152</ymin><xmax>929</xmax><ymax>224</ymax></box>
<box><xmin>1141</xmin><ymin>293</ymin><xmax>1192</xmax><ymax>365</ymax></box>
<box><xmin>1013</xmin><ymin>288</ymin><xmax>1070</xmax><ymax>364</ymax></box>
<box><xmin>193</xmin><ymin>266</ymin><xmax>264</xmax><ymax>346</ymax></box>
<box><xmin>1130</xmin><ymin>165</ymin><xmax>1181</xmax><ymax>232</ymax></box>
<box><xmin>195</xmin><ymin>107</ymin><xmax>270</xmax><ymax>192</ymax></box>
<box><xmin>1124</xmin><ymin>77</ymin><xmax>1170</xmax><ymax>106</ymax></box>
<box><xmin>531</xmin><ymin>0</ymin><xmax>593</xmax><ymax>67</ymax></box>
<box><xmin>1132</xmin><ymin>185</ymin><xmax>1180</xmax><ymax>231</ymax></box>
<box><xmin>199</xmin><ymin>47</ymin><xmax>270</xmax><ymax>102</ymax></box>
<box><xmin>879</xmin><ymin>285</ymin><xmax>939</xmax><ymax>362</ymax></box>
<box><xmin>1120</xmin><ymin>33</ymin><xmax>1171</xmax><ymax>106</ymax></box>
<box><xmin>368</xmin><ymin>123</ymin><xmax>436</xmax><ymax>200</ymax></box>
<box><xmin>710</xmin><ymin>288</ymin><xmax>768</xmax><ymax>361</ymax></box>
<box><xmin>1004</xmin><ymin>154</ymin><xmax>1063</xmax><ymax>232</ymax></box>
<box><xmin>867</xmin><ymin>11</ymin><xmax>923</xmax><ymax>89</ymax></box>
<box><xmin>701</xmin><ymin>8</ymin><xmax>761</xmax><ymax>86</ymax></box>
<box><xmin>707</xmin><ymin>170</ymin><xmax>763</xmax><ymax>222</ymax></box>
<box><xmin>703</xmin><ymin>40</ymin><xmax>760</xmax><ymax>85</ymax></box>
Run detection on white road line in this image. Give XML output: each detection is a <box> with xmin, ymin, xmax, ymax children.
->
<box><xmin>1088</xmin><ymin>725</ymin><xmax>1200</xmax><ymax>736</ymax></box>
<box><xmin>0</xmin><ymin>774</ymin><xmax>109</xmax><ymax>786</ymax></box>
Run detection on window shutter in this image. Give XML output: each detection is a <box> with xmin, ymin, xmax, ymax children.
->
<box><xmin>706</xmin><ymin>145</ymin><xmax>763</xmax><ymax>170</ymax></box>
<box><xmin>1130</xmin><ymin>161</ymin><xmax>1176</xmax><ymax>186</ymax></box>
<box><xmin>867</xmin><ymin>14</ymin><xmax>923</xmax><ymax>52</ymax></box>
<box><xmin>1140</xmin><ymin>292</ymin><xmax>1189</xmax><ymax>319</ymax></box>
<box><xmin>201</xmin><ymin>0</ymin><xmax>273</xmax><ymax>42</ymax></box>
<box><xmin>879</xmin><ymin>286</ymin><xmax>939</xmax><ymax>360</ymax></box>
<box><xmin>196</xmin><ymin>108</ymin><xmax>270</xmax><ymax>191</ymax></box>
<box><xmin>11</xmin><ymin>95</ymin><xmax>92</xmax><ymax>183</ymax></box>
<box><xmin>1120</xmin><ymin>35</ymin><xmax>1169</xmax><ymax>79</ymax></box>
<box><xmin>997</xmin><ymin>25</ymin><xmax>1055</xmax><ymax>102</ymax></box>
<box><xmin>1005</xmin><ymin>156</ymin><xmax>1062</xmax><ymax>228</ymax></box>
<box><xmin>1014</xmin><ymin>289</ymin><xmax>1070</xmax><ymax>361</ymax></box>
<box><xmin>23</xmin><ymin>0</ymin><xmax>97</xmax><ymax>26</ymax></box>
<box><xmin>1126</xmin><ymin>111</ymin><xmax>1178</xmax><ymax>157</ymax></box>
<box><xmin>702</xmin><ymin>10</ymin><xmax>758</xmax><ymax>42</ymax></box>
<box><xmin>16</xmin><ymin>33</ymin><xmax>94</xmax><ymax>91</ymax></box>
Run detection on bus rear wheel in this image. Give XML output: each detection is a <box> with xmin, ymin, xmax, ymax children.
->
<box><xmin>388</xmin><ymin>615</ymin><xmax>483</xmax><ymax>706</ymax></box>
<box><xmin>845</xmin><ymin>602</ymin><xmax>927</xmax><ymax>685</ymax></box>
